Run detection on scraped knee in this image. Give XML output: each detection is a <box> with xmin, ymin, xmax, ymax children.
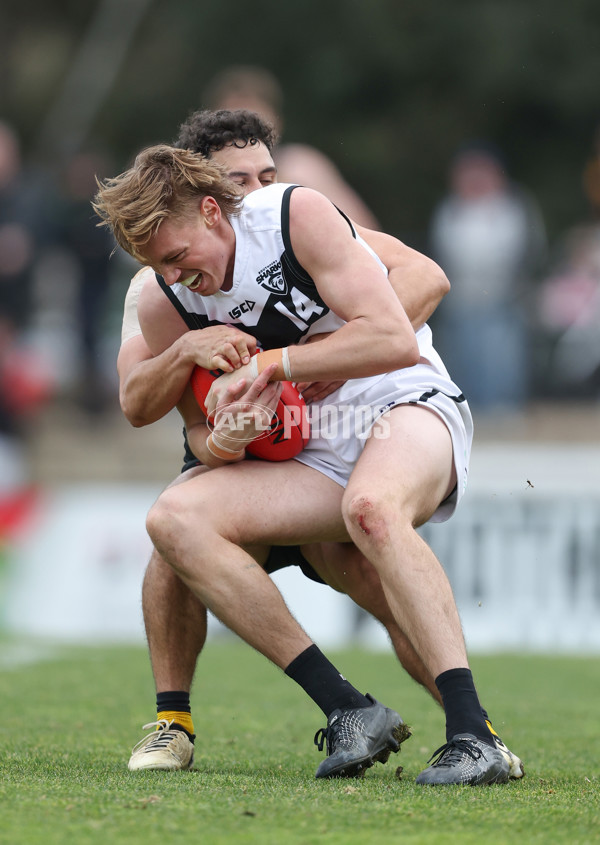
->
<box><xmin>342</xmin><ymin>492</ymin><xmax>393</xmax><ymax>548</ymax></box>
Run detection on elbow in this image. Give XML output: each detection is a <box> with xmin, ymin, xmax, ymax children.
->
<box><xmin>436</xmin><ymin>265</ymin><xmax>451</xmax><ymax>299</ymax></box>
<box><xmin>423</xmin><ymin>257</ymin><xmax>450</xmax><ymax>303</ymax></box>
<box><xmin>124</xmin><ymin>411</ymin><xmax>148</xmax><ymax>429</ymax></box>
<box><xmin>388</xmin><ymin>331</ymin><xmax>420</xmax><ymax>370</ymax></box>
<box><xmin>405</xmin><ymin>340</ymin><xmax>421</xmax><ymax>369</ymax></box>
<box><xmin>120</xmin><ymin>397</ymin><xmax>149</xmax><ymax>428</ymax></box>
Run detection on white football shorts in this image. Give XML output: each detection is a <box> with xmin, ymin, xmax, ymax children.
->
<box><xmin>293</xmin><ymin>361</ymin><xmax>473</xmax><ymax>523</ymax></box>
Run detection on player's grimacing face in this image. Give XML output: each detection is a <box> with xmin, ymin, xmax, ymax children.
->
<box><xmin>211</xmin><ymin>141</ymin><xmax>277</xmax><ymax>195</ymax></box>
<box><xmin>140</xmin><ymin>142</ymin><xmax>277</xmax><ymax>293</ymax></box>
<box><xmin>142</xmin><ymin>198</ymin><xmax>234</xmax><ymax>294</ymax></box>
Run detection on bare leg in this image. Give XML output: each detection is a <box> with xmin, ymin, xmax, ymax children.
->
<box><xmin>142</xmin><ymin>548</ymin><xmax>207</xmax><ymax>693</ymax></box>
<box><xmin>129</xmin><ymin>467</ymin><xmax>211</xmax><ymax>771</ymax></box>
<box><xmin>146</xmin><ymin>460</ymin><xmax>348</xmax><ymax>669</ymax></box>
<box><xmin>342</xmin><ymin>405</ymin><xmax>467</xmax><ymax>678</ymax></box>
<box><xmin>144</xmin><ymin>447</ymin><xmax>462</xmax><ymax>779</ymax></box>
<box><xmin>337</xmin><ymin>405</ymin><xmax>514</xmax><ymax>783</ymax></box>
<box><xmin>302</xmin><ymin>541</ymin><xmax>442</xmax><ymax>705</ymax></box>
<box><xmin>142</xmin><ymin>465</ymin><xmax>209</xmax><ymax>693</ymax></box>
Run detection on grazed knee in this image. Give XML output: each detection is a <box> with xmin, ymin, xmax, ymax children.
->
<box><xmin>342</xmin><ymin>492</ymin><xmax>394</xmax><ymax>547</ymax></box>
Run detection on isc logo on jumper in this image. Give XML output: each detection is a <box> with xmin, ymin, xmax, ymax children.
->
<box><xmin>228</xmin><ymin>300</ymin><xmax>255</xmax><ymax>320</ymax></box>
<box><xmin>256</xmin><ymin>260</ymin><xmax>287</xmax><ymax>294</ymax></box>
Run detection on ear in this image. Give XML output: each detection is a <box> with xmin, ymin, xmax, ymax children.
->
<box><xmin>200</xmin><ymin>195</ymin><xmax>221</xmax><ymax>228</ymax></box>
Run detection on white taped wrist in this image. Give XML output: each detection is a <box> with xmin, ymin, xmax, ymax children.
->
<box><xmin>282</xmin><ymin>347</ymin><xmax>292</xmax><ymax>380</ymax></box>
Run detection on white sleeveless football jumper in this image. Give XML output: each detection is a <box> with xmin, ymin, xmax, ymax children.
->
<box><xmin>157</xmin><ymin>183</ymin><xmax>473</xmax><ymax>522</ymax></box>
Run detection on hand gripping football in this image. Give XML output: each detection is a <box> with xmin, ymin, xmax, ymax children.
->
<box><xmin>190</xmin><ymin>364</ymin><xmax>309</xmax><ymax>461</ymax></box>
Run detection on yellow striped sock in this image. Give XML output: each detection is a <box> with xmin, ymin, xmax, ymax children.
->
<box><xmin>157</xmin><ymin>710</ymin><xmax>195</xmax><ymax>736</ymax></box>
<box><xmin>486</xmin><ymin>719</ymin><xmax>499</xmax><ymax>738</ymax></box>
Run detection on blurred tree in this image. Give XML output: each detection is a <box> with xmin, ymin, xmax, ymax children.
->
<box><xmin>2</xmin><ymin>0</ymin><xmax>599</xmax><ymax>245</ymax></box>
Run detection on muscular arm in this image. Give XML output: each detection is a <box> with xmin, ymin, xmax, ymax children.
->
<box><xmin>179</xmin><ymin>363</ymin><xmax>281</xmax><ymax>468</ymax></box>
<box><xmin>207</xmin><ymin>190</ymin><xmax>420</xmax><ymax>412</ymax></box>
<box><xmin>118</xmin><ymin>330</ymin><xmax>198</xmax><ymax>427</ymax></box>
<box><xmin>355</xmin><ymin>226</ymin><xmax>450</xmax><ymax>330</ymax></box>
<box><xmin>118</xmin><ymin>275</ymin><xmax>257</xmax><ymax>427</ymax></box>
<box><xmin>284</xmin><ymin>189</ymin><xmax>419</xmax><ymax>382</ymax></box>
<box><xmin>296</xmin><ymin>226</ymin><xmax>449</xmax><ymax>401</ymax></box>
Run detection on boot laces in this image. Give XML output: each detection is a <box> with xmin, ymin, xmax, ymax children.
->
<box><xmin>314</xmin><ymin>711</ymin><xmax>364</xmax><ymax>755</ymax></box>
<box><xmin>426</xmin><ymin>736</ymin><xmax>485</xmax><ymax>768</ymax></box>
<box><xmin>131</xmin><ymin>719</ymin><xmax>181</xmax><ymax>754</ymax></box>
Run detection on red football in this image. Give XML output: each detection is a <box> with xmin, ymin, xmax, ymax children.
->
<box><xmin>190</xmin><ymin>364</ymin><xmax>309</xmax><ymax>461</ymax></box>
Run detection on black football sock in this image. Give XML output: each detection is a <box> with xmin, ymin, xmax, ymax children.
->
<box><xmin>156</xmin><ymin>690</ymin><xmax>195</xmax><ymax>739</ymax></box>
<box><xmin>435</xmin><ymin>668</ymin><xmax>495</xmax><ymax>746</ymax></box>
<box><xmin>284</xmin><ymin>645</ymin><xmax>371</xmax><ymax>718</ymax></box>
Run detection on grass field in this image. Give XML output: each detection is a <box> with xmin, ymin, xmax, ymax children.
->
<box><xmin>0</xmin><ymin>639</ymin><xmax>598</xmax><ymax>845</ymax></box>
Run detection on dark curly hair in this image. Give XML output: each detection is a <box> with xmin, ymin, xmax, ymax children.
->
<box><xmin>175</xmin><ymin>109</ymin><xmax>278</xmax><ymax>157</ymax></box>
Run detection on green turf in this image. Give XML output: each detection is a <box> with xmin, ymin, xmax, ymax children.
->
<box><xmin>0</xmin><ymin>640</ymin><xmax>598</xmax><ymax>844</ymax></box>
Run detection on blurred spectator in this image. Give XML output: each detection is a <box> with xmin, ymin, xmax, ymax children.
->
<box><xmin>582</xmin><ymin>121</ymin><xmax>600</xmax><ymax>219</ymax></box>
<box><xmin>57</xmin><ymin>150</ymin><xmax>115</xmax><ymax>415</ymax></box>
<box><xmin>535</xmin><ymin>223</ymin><xmax>600</xmax><ymax>398</ymax></box>
<box><xmin>0</xmin><ymin>121</ymin><xmax>57</xmax><ymax>486</ymax></box>
<box><xmin>201</xmin><ymin>65</ymin><xmax>379</xmax><ymax>229</ymax></box>
<box><xmin>429</xmin><ymin>142</ymin><xmax>547</xmax><ymax>413</ymax></box>
<box><xmin>0</xmin><ymin>121</ymin><xmax>35</xmax><ymax>334</ymax></box>
<box><xmin>0</xmin><ymin>121</ymin><xmax>60</xmax><ymax>327</ymax></box>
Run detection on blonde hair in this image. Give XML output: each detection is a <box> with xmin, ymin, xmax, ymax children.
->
<box><xmin>92</xmin><ymin>144</ymin><xmax>242</xmax><ymax>260</ymax></box>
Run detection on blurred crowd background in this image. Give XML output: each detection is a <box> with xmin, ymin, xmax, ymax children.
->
<box><xmin>1</xmin><ymin>0</ymin><xmax>600</xmax><ymax>551</ymax></box>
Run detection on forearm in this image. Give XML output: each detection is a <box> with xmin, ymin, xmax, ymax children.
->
<box><xmin>119</xmin><ymin>336</ymin><xmax>196</xmax><ymax>427</ymax></box>
<box><xmin>185</xmin><ymin>366</ymin><xmax>281</xmax><ymax>464</ymax></box>
<box><xmin>120</xmin><ymin>319</ymin><xmax>259</xmax><ymax>427</ymax></box>
<box><xmin>387</xmin><ymin>253</ymin><xmax>450</xmax><ymax>330</ymax></box>
<box><xmin>356</xmin><ymin>226</ymin><xmax>450</xmax><ymax>330</ymax></box>
<box><xmin>258</xmin><ymin>316</ymin><xmax>419</xmax><ymax>384</ymax></box>
<box><xmin>186</xmin><ymin>421</ymin><xmax>246</xmax><ymax>468</ymax></box>
<box><xmin>291</xmin><ymin>331</ymin><xmax>416</xmax><ymax>382</ymax></box>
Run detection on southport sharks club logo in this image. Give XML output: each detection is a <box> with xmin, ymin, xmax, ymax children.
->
<box><xmin>256</xmin><ymin>259</ymin><xmax>287</xmax><ymax>295</ymax></box>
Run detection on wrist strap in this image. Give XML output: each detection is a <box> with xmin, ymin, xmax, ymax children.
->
<box><xmin>251</xmin><ymin>348</ymin><xmax>293</xmax><ymax>381</ymax></box>
<box><xmin>206</xmin><ymin>433</ymin><xmax>245</xmax><ymax>461</ymax></box>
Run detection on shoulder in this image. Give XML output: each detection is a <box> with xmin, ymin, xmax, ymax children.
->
<box><xmin>288</xmin><ymin>185</ymin><xmax>351</xmax><ymax>234</ymax></box>
<box><xmin>138</xmin><ymin>270</ymin><xmax>168</xmax><ymax>317</ymax></box>
<box><xmin>121</xmin><ymin>266</ymin><xmax>156</xmax><ymax>343</ymax></box>
<box><xmin>287</xmin><ymin>188</ymin><xmax>369</xmax><ymax>272</ymax></box>
<box><xmin>126</xmin><ymin>265</ymin><xmax>155</xmax><ymax>303</ymax></box>
<box><xmin>236</xmin><ymin>183</ymin><xmax>299</xmax><ymax>234</ymax></box>
<box><xmin>137</xmin><ymin>275</ymin><xmax>189</xmax><ymax>354</ymax></box>
<box><xmin>242</xmin><ymin>182</ymin><xmax>296</xmax><ymax>211</ymax></box>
